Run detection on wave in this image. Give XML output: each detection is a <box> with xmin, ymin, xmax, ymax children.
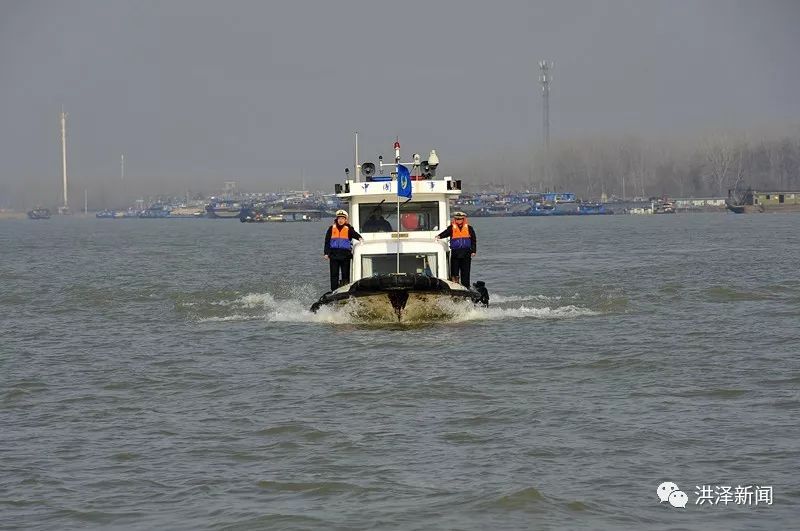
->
<box><xmin>490</xmin><ymin>294</ymin><xmax>566</xmax><ymax>303</ymax></box>
<box><xmin>255</xmin><ymin>480</ymin><xmax>369</xmax><ymax>495</ymax></box>
<box><xmin>196</xmin><ymin>314</ymin><xmax>267</xmax><ymax>323</ymax></box>
<box><xmin>180</xmin><ymin>289</ymin><xmax>600</xmax><ymax>325</ymax></box>
<box><xmin>184</xmin><ymin>291</ymin><xmax>356</xmax><ymax>324</ymax></box>
<box><xmin>266</xmin><ymin>295</ymin><xmax>598</xmax><ymax>324</ymax></box>
<box><xmin>705</xmin><ymin>286</ymin><xmax>774</xmax><ymax>302</ymax></box>
<box><xmin>452</xmin><ymin>304</ymin><xmax>599</xmax><ymax>322</ymax></box>
<box><xmin>487</xmin><ymin>486</ymin><xmax>547</xmax><ymax>509</ymax></box>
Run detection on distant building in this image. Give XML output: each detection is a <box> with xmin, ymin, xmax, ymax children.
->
<box><xmin>754</xmin><ymin>191</ymin><xmax>800</xmax><ymax>207</ymax></box>
<box><xmin>725</xmin><ymin>188</ymin><xmax>800</xmax><ymax>213</ymax></box>
<box><xmin>540</xmin><ymin>192</ymin><xmax>576</xmax><ymax>203</ymax></box>
<box><xmin>674</xmin><ymin>197</ymin><xmax>726</xmax><ymax>211</ymax></box>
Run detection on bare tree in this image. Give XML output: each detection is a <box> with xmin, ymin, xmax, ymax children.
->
<box><xmin>780</xmin><ymin>137</ymin><xmax>798</xmax><ymax>189</ymax></box>
<box><xmin>701</xmin><ymin>134</ymin><xmax>739</xmax><ymax>196</ymax></box>
<box><xmin>730</xmin><ymin>138</ymin><xmax>751</xmax><ymax>193</ymax></box>
<box><xmin>524</xmin><ymin>128</ymin><xmax>798</xmax><ymax>200</ymax></box>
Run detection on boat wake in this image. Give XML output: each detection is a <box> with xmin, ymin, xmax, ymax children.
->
<box><xmin>489</xmin><ymin>293</ymin><xmax>572</xmax><ymax>303</ymax></box>
<box><xmin>175</xmin><ymin>289</ymin><xmax>599</xmax><ymax>325</ymax></box>
<box><xmin>448</xmin><ymin>303</ymin><xmax>599</xmax><ymax>322</ymax></box>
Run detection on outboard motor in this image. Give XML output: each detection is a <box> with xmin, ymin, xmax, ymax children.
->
<box><xmin>473</xmin><ymin>281</ymin><xmax>489</xmax><ymax>307</ymax></box>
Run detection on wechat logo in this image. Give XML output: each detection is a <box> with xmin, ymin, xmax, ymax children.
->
<box><xmin>657</xmin><ymin>481</ymin><xmax>688</xmax><ymax>508</ymax></box>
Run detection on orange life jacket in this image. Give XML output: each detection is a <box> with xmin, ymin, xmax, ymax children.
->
<box><xmin>450</xmin><ymin>222</ymin><xmax>471</xmax><ymax>250</ymax></box>
<box><xmin>330</xmin><ymin>224</ymin><xmax>351</xmax><ymax>250</ymax></box>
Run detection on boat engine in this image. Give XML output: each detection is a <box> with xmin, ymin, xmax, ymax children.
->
<box><xmin>473</xmin><ymin>281</ymin><xmax>489</xmax><ymax>306</ymax></box>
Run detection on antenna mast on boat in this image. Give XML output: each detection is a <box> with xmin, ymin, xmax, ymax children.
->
<box><xmin>354</xmin><ymin>131</ymin><xmax>360</xmax><ymax>182</ymax></box>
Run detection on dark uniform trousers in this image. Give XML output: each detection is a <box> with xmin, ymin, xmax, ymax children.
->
<box><xmin>450</xmin><ymin>253</ymin><xmax>472</xmax><ymax>287</ymax></box>
<box><xmin>329</xmin><ymin>257</ymin><xmax>351</xmax><ymax>291</ymax></box>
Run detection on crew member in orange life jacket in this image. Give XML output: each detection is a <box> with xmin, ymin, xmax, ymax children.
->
<box><xmin>435</xmin><ymin>211</ymin><xmax>477</xmax><ymax>287</ymax></box>
<box><xmin>324</xmin><ymin>210</ymin><xmax>363</xmax><ymax>292</ymax></box>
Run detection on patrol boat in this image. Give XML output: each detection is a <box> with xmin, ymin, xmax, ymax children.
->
<box><xmin>310</xmin><ymin>138</ymin><xmax>488</xmax><ymax>321</ymax></box>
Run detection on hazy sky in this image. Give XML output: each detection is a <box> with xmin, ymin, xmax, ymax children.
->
<box><xmin>1</xmin><ymin>0</ymin><xmax>798</xmax><ymax>204</ymax></box>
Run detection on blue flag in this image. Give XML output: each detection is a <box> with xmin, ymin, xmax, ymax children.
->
<box><xmin>397</xmin><ymin>164</ymin><xmax>412</xmax><ymax>198</ymax></box>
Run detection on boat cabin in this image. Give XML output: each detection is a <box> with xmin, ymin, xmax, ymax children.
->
<box><xmin>334</xmin><ymin>171</ymin><xmax>463</xmax><ymax>282</ymax></box>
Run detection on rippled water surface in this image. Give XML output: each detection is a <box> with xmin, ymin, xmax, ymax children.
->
<box><xmin>2</xmin><ymin>214</ymin><xmax>799</xmax><ymax>530</ymax></box>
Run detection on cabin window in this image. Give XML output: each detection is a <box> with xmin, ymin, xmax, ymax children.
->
<box><xmin>779</xmin><ymin>194</ymin><xmax>785</xmax><ymax>203</ymax></box>
<box><xmin>358</xmin><ymin>202</ymin><xmax>440</xmax><ymax>232</ymax></box>
<box><xmin>765</xmin><ymin>194</ymin><xmax>771</xmax><ymax>200</ymax></box>
<box><xmin>361</xmin><ymin>253</ymin><xmax>437</xmax><ymax>277</ymax></box>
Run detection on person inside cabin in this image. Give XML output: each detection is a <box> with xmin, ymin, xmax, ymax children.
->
<box><xmin>323</xmin><ymin>210</ymin><xmax>363</xmax><ymax>292</ymax></box>
<box><xmin>435</xmin><ymin>211</ymin><xmax>477</xmax><ymax>287</ymax></box>
<box><xmin>363</xmin><ymin>214</ymin><xmax>380</xmax><ymax>232</ymax></box>
<box><xmin>376</xmin><ymin>215</ymin><xmax>392</xmax><ymax>232</ymax></box>
<box><xmin>363</xmin><ymin>213</ymin><xmax>393</xmax><ymax>232</ymax></box>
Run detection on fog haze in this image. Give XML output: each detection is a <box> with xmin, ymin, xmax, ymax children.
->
<box><xmin>1</xmin><ymin>0</ymin><xmax>798</xmax><ymax>206</ymax></box>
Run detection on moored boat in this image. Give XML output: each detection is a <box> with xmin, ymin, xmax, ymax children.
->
<box><xmin>652</xmin><ymin>197</ymin><xmax>676</xmax><ymax>214</ymax></box>
<box><xmin>27</xmin><ymin>206</ymin><xmax>51</xmax><ymax>219</ymax></box>
<box><xmin>724</xmin><ymin>187</ymin><xmax>787</xmax><ymax>214</ymax></box>
<box><xmin>724</xmin><ymin>199</ymin><xmax>755</xmax><ymax>214</ymax></box>
<box><xmin>577</xmin><ymin>201</ymin><xmax>612</xmax><ymax>215</ymax></box>
<box><xmin>206</xmin><ymin>200</ymin><xmax>243</xmax><ymax>219</ymax></box>
<box><xmin>138</xmin><ymin>204</ymin><xmax>172</xmax><ymax>218</ymax></box>
<box><xmin>310</xmin><ymin>138</ymin><xmax>489</xmax><ymax>321</ymax></box>
<box><xmin>521</xmin><ymin>199</ymin><xmax>612</xmax><ymax>216</ymax></box>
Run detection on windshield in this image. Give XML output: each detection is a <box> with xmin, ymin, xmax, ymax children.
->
<box><xmin>362</xmin><ymin>253</ymin><xmax>437</xmax><ymax>276</ymax></box>
<box><xmin>358</xmin><ymin>202</ymin><xmax>440</xmax><ymax>233</ymax></box>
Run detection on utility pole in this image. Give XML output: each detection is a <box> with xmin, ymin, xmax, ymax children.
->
<box><xmin>538</xmin><ymin>60</ymin><xmax>553</xmax><ymax>189</ymax></box>
<box><xmin>539</xmin><ymin>60</ymin><xmax>552</xmax><ymax>150</ymax></box>
<box><xmin>59</xmin><ymin>109</ymin><xmax>70</xmax><ymax>214</ymax></box>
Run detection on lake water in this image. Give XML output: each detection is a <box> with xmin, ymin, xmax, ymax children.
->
<box><xmin>1</xmin><ymin>214</ymin><xmax>798</xmax><ymax>530</ymax></box>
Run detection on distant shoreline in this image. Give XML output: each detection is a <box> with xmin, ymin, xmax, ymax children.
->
<box><xmin>0</xmin><ymin>211</ymin><xmax>28</xmax><ymax>220</ymax></box>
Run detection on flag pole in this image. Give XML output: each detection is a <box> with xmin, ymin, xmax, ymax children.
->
<box><xmin>396</xmin><ymin>192</ymin><xmax>400</xmax><ymax>274</ymax></box>
<box><xmin>394</xmin><ymin>139</ymin><xmax>407</xmax><ymax>274</ymax></box>
<box><xmin>396</xmin><ymin>167</ymin><xmax>400</xmax><ymax>274</ymax></box>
